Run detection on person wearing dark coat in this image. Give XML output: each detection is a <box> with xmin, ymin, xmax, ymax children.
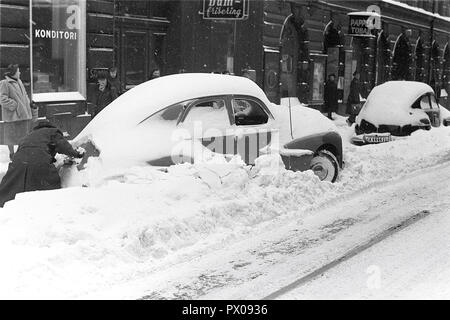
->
<box><xmin>93</xmin><ymin>70</ymin><xmax>118</xmax><ymax>118</ymax></box>
<box><xmin>0</xmin><ymin>120</ymin><xmax>84</xmax><ymax>208</ymax></box>
<box><xmin>346</xmin><ymin>71</ymin><xmax>362</xmax><ymax>125</ymax></box>
<box><xmin>324</xmin><ymin>73</ymin><xmax>338</xmax><ymax>120</ymax></box>
<box><xmin>108</xmin><ymin>67</ymin><xmax>123</xmax><ymax>96</ymax></box>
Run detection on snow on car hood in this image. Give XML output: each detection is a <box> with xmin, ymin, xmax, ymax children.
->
<box><xmin>356</xmin><ymin>81</ymin><xmax>434</xmax><ymax>127</ymax></box>
<box><xmin>269</xmin><ymin>103</ymin><xmax>339</xmax><ymax>145</ymax></box>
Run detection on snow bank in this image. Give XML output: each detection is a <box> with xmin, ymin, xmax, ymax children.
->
<box><xmin>0</xmin><ymin>119</ymin><xmax>450</xmax><ymax>298</ymax></box>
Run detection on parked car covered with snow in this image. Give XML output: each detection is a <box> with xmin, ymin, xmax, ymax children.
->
<box><xmin>352</xmin><ymin>81</ymin><xmax>450</xmax><ymax>145</ymax></box>
<box><xmin>72</xmin><ymin>73</ymin><xmax>343</xmax><ymax>182</ymax></box>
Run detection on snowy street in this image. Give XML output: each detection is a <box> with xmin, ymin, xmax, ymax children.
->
<box><xmin>137</xmin><ymin>159</ymin><xmax>450</xmax><ymax>300</ymax></box>
<box><xmin>0</xmin><ymin>116</ymin><xmax>450</xmax><ymax>299</ymax></box>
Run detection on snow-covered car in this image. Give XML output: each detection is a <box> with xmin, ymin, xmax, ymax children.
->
<box><xmin>352</xmin><ymin>81</ymin><xmax>450</xmax><ymax>145</ymax></box>
<box><xmin>72</xmin><ymin>73</ymin><xmax>343</xmax><ymax>182</ymax></box>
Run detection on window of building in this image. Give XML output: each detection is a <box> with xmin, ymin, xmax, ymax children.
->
<box><xmin>124</xmin><ymin>31</ymin><xmax>146</xmax><ymax>88</ymax></box>
<box><xmin>118</xmin><ymin>0</ymin><xmax>171</xmax><ymax>19</ymax></box>
<box><xmin>31</xmin><ymin>0</ymin><xmax>86</xmax><ymax>102</ymax></box>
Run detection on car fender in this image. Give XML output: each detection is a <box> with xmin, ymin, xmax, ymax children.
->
<box><xmin>283</xmin><ymin>131</ymin><xmax>343</xmax><ymax>168</ymax></box>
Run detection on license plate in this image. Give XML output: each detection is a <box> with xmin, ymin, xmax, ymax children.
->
<box><xmin>363</xmin><ymin>133</ymin><xmax>391</xmax><ymax>144</ymax></box>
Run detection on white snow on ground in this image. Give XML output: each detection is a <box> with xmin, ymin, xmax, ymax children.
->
<box><xmin>0</xmin><ymin>112</ymin><xmax>450</xmax><ymax>298</ymax></box>
<box><xmin>278</xmin><ymin>177</ymin><xmax>450</xmax><ymax>299</ymax></box>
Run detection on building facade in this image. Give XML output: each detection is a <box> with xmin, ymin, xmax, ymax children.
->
<box><xmin>0</xmin><ymin>0</ymin><xmax>449</xmax><ymax>141</ymax></box>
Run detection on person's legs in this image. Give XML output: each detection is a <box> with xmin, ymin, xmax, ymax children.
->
<box><xmin>7</xmin><ymin>145</ymin><xmax>14</xmax><ymax>160</ymax></box>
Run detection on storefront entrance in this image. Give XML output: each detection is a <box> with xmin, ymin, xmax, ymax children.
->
<box><xmin>119</xmin><ymin>27</ymin><xmax>167</xmax><ymax>90</ymax></box>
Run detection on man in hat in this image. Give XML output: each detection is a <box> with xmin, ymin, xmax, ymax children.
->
<box><xmin>0</xmin><ymin>64</ymin><xmax>38</xmax><ymax>160</ymax></box>
<box><xmin>0</xmin><ymin>120</ymin><xmax>84</xmax><ymax>207</ymax></box>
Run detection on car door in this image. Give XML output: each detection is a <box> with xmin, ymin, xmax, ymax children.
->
<box><xmin>177</xmin><ymin>96</ymin><xmax>235</xmax><ymax>163</ymax></box>
<box><xmin>230</xmin><ymin>95</ymin><xmax>276</xmax><ymax>164</ymax></box>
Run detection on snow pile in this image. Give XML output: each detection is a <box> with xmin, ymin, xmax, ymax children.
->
<box><xmin>0</xmin><ymin>119</ymin><xmax>450</xmax><ymax>298</ymax></box>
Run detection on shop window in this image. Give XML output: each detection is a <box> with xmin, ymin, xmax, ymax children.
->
<box><xmin>119</xmin><ymin>0</ymin><xmax>170</xmax><ymax>19</ymax></box>
<box><xmin>31</xmin><ymin>0</ymin><xmax>86</xmax><ymax>102</ymax></box>
<box><xmin>124</xmin><ymin>32</ymin><xmax>146</xmax><ymax>89</ymax></box>
<box><xmin>119</xmin><ymin>0</ymin><xmax>148</xmax><ymax>17</ymax></box>
<box><xmin>309</xmin><ymin>54</ymin><xmax>326</xmax><ymax>103</ymax></box>
<box><xmin>209</xmin><ymin>22</ymin><xmax>235</xmax><ymax>74</ymax></box>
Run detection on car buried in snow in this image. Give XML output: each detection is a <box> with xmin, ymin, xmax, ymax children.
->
<box><xmin>72</xmin><ymin>73</ymin><xmax>344</xmax><ymax>182</ymax></box>
<box><xmin>351</xmin><ymin>81</ymin><xmax>450</xmax><ymax>145</ymax></box>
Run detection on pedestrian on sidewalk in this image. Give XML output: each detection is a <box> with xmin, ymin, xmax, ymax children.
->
<box><xmin>0</xmin><ymin>64</ymin><xmax>38</xmax><ymax>161</ymax></box>
<box><xmin>93</xmin><ymin>70</ymin><xmax>118</xmax><ymax>118</ymax></box>
<box><xmin>324</xmin><ymin>73</ymin><xmax>338</xmax><ymax>120</ymax></box>
<box><xmin>108</xmin><ymin>66</ymin><xmax>123</xmax><ymax>96</ymax></box>
<box><xmin>346</xmin><ymin>71</ymin><xmax>363</xmax><ymax>125</ymax></box>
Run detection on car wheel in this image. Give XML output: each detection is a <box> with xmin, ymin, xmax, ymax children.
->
<box><xmin>309</xmin><ymin>150</ymin><xmax>339</xmax><ymax>183</ymax></box>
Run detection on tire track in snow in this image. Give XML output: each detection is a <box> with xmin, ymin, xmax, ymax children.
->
<box><xmin>262</xmin><ymin>210</ymin><xmax>431</xmax><ymax>300</ymax></box>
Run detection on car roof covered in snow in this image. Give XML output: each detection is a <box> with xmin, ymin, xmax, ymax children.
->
<box><xmin>357</xmin><ymin>81</ymin><xmax>435</xmax><ymax>126</ymax></box>
<box><xmin>364</xmin><ymin>81</ymin><xmax>434</xmax><ymax>111</ymax></box>
<box><xmin>75</xmin><ymin>73</ymin><xmax>271</xmax><ymax>142</ymax></box>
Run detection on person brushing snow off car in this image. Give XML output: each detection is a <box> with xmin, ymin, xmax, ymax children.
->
<box><xmin>0</xmin><ymin>120</ymin><xmax>84</xmax><ymax>208</ymax></box>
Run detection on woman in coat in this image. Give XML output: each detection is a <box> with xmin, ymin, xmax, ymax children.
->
<box><xmin>0</xmin><ymin>120</ymin><xmax>84</xmax><ymax>207</ymax></box>
<box><xmin>0</xmin><ymin>64</ymin><xmax>37</xmax><ymax>160</ymax></box>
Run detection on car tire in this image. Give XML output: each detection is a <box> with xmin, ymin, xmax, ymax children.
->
<box><xmin>309</xmin><ymin>150</ymin><xmax>339</xmax><ymax>183</ymax></box>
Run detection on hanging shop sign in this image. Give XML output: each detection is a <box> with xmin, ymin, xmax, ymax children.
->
<box><xmin>202</xmin><ymin>0</ymin><xmax>249</xmax><ymax>20</ymax></box>
<box><xmin>347</xmin><ymin>11</ymin><xmax>381</xmax><ymax>37</ymax></box>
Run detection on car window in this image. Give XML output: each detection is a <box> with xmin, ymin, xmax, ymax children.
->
<box><xmin>419</xmin><ymin>95</ymin><xmax>431</xmax><ymax>109</ymax></box>
<box><xmin>232</xmin><ymin>98</ymin><xmax>269</xmax><ymax>126</ymax></box>
<box><xmin>140</xmin><ymin>100</ymin><xmax>192</xmax><ymax>126</ymax></box>
<box><xmin>429</xmin><ymin>94</ymin><xmax>439</xmax><ymax>109</ymax></box>
<box><xmin>182</xmin><ymin>99</ymin><xmax>229</xmax><ymax>129</ymax></box>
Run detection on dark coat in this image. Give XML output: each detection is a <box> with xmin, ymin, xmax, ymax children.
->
<box><xmin>93</xmin><ymin>82</ymin><xmax>118</xmax><ymax>117</ymax></box>
<box><xmin>108</xmin><ymin>76</ymin><xmax>123</xmax><ymax>96</ymax></box>
<box><xmin>346</xmin><ymin>77</ymin><xmax>362</xmax><ymax>114</ymax></box>
<box><xmin>324</xmin><ymin>80</ymin><xmax>338</xmax><ymax>112</ymax></box>
<box><xmin>0</xmin><ymin>122</ymin><xmax>81</xmax><ymax>207</ymax></box>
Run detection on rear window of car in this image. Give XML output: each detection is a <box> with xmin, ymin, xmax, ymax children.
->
<box><xmin>140</xmin><ymin>100</ymin><xmax>193</xmax><ymax>125</ymax></box>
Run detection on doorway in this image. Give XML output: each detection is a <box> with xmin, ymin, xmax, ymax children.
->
<box><xmin>119</xmin><ymin>28</ymin><xmax>166</xmax><ymax>90</ymax></box>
